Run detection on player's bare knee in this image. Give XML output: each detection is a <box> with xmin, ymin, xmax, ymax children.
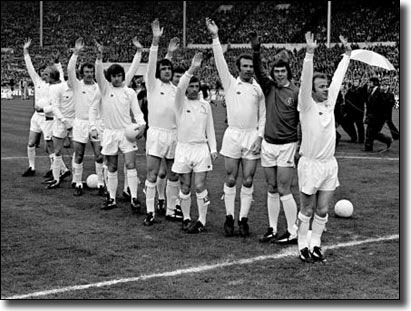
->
<box><xmin>168</xmin><ymin>171</ymin><xmax>179</xmax><ymax>182</ymax></box>
<box><xmin>267</xmin><ymin>184</ymin><xmax>278</xmax><ymax>194</ymax></box>
<box><xmin>277</xmin><ymin>183</ymin><xmax>291</xmax><ymax>197</ymax></box>
<box><xmin>242</xmin><ymin>177</ymin><xmax>253</xmax><ymax>188</ymax></box>
<box><xmin>124</xmin><ymin>162</ymin><xmax>135</xmax><ymax>170</ymax></box>
<box><xmin>315</xmin><ymin>205</ymin><xmax>329</xmax><ymax>217</ymax></box>
<box><xmin>147</xmin><ymin>169</ymin><xmax>158</xmax><ymax>183</ymax></box>
<box><xmin>180</xmin><ymin>184</ymin><xmax>191</xmax><ymax>195</ymax></box>
<box><xmin>225</xmin><ymin>175</ymin><xmax>236</xmax><ymax>187</ymax></box>
<box><xmin>95</xmin><ymin>154</ymin><xmax>104</xmax><ymax>163</ymax></box>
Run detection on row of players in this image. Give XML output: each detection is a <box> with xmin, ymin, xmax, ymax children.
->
<box><xmin>21</xmin><ymin>18</ymin><xmax>353</xmax><ymax>263</ymax></box>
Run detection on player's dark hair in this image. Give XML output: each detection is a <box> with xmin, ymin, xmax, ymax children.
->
<box><xmin>189</xmin><ymin>76</ymin><xmax>200</xmax><ymax>84</ymax></box>
<box><xmin>271</xmin><ymin>59</ymin><xmax>293</xmax><ymax>81</ymax></box>
<box><xmin>312</xmin><ymin>72</ymin><xmax>328</xmax><ymax>92</ymax></box>
<box><xmin>156</xmin><ymin>59</ymin><xmax>174</xmax><ymax>79</ymax></box>
<box><xmin>49</xmin><ymin>67</ymin><xmax>60</xmax><ymax>82</ymax></box>
<box><xmin>235</xmin><ymin>54</ymin><xmax>253</xmax><ymax>71</ymax></box>
<box><xmin>80</xmin><ymin>62</ymin><xmax>94</xmax><ymax>75</ymax></box>
<box><xmin>173</xmin><ymin>65</ymin><xmax>186</xmax><ymax>75</ymax></box>
<box><xmin>105</xmin><ymin>64</ymin><xmax>125</xmax><ymax>82</ymax></box>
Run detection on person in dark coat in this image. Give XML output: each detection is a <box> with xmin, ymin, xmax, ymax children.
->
<box><xmin>363</xmin><ymin>77</ymin><xmax>392</xmax><ymax>152</ymax></box>
<box><xmin>341</xmin><ymin>78</ymin><xmax>367</xmax><ymax>143</ymax></box>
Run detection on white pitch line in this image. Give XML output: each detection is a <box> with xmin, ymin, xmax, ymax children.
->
<box><xmin>2</xmin><ymin>234</ymin><xmax>398</xmax><ymax>300</ymax></box>
<box><xmin>336</xmin><ymin>155</ymin><xmax>399</xmax><ymax>161</ymax></box>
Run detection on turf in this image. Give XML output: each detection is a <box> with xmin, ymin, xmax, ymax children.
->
<box><xmin>1</xmin><ymin>98</ymin><xmax>400</xmax><ymax>299</ymax></box>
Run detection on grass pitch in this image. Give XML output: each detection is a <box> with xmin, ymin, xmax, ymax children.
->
<box><xmin>1</xmin><ymin>97</ymin><xmax>400</xmax><ymax>299</ymax></box>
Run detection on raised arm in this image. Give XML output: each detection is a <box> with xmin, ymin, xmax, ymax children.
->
<box><xmin>206</xmin><ymin>104</ymin><xmax>217</xmax><ymax>158</ymax></box>
<box><xmin>328</xmin><ymin>35</ymin><xmax>351</xmax><ymax>108</ymax></box>
<box><xmin>175</xmin><ymin>52</ymin><xmax>203</xmax><ymax>114</ymax></box>
<box><xmin>68</xmin><ymin>37</ymin><xmax>83</xmax><ymax>90</ymax></box>
<box><xmin>94</xmin><ymin>39</ymin><xmax>108</xmax><ymax>95</ymax></box>
<box><xmin>146</xmin><ymin>19</ymin><xmax>164</xmax><ymax>92</ymax></box>
<box><xmin>206</xmin><ymin>17</ymin><xmax>233</xmax><ymax>90</ymax></box>
<box><xmin>298</xmin><ymin>32</ymin><xmax>317</xmax><ymax>112</ymax></box>
<box><xmin>125</xmin><ymin>37</ymin><xmax>143</xmax><ymax>86</ymax></box>
<box><xmin>51</xmin><ymin>50</ymin><xmax>65</xmax><ymax>82</ymax></box>
<box><xmin>23</xmin><ymin>38</ymin><xmax>42</xmax><ymax>85</ymax></box>
<box><xmin>165</xmin><ymin>37</ymin><xmax>180</xmax><ymax>60</ymax></box>
<box><xmin>248</xmin><ymin>31</ymin><xmax>272</xmax><ymax>92</ymax></box>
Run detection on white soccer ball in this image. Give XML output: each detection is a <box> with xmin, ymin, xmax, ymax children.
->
<box><xmin>86</xmin><ymin>174</ymin><xmax>98</xmax><ymax>189</ymax></box>
<box><xmin>124</xmin><ymin>123</ymin><xmax>142</xmax><ymax>143</ymax></box>
<box><xmin>334</xmin><ymin>199</ymin><xmax>354</xmax><ymax>218</ymax></box>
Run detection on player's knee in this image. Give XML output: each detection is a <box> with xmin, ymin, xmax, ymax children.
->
<box><xmin>124</xmin><ymin>162</ymin><xmax>135</xmax><ymax>170</ymax></box>
<box><xmin>225</xmin><ymin>175</ymin><xmax>236</xmax><ymax>188</ymax></box>
<box><xmin>267</xmin><ymin>184</ymin><xmax>278</xmax><ymax>194</ymax></box>
<box><xmin>277</xmin><ymin>182</ymin><xmax>291</xmax><ymax>197</ymax></box>
<box><xmin>195</xmin><ymin>181</ymin><xmax>206</xmax><ymax>193</ymax></box>
<box><xmin>168</xmin><ymin>171</ymin><xmax>179</xmax><ymax>182</ymax></box>
<box><xmin>158</xmin><ymin>171</ymin><xmax>167</xmax><ymax>179</ymax></box>
<box><xmin>180</xmin><ymin>183</ymin><xmax>191</xmax><ymax>195</ymax></box>
<box><xmin>95</xmin><ymin>154</ymin><xmax>104</xmax><ymax>163</ymax></box>
<box><xmin>316</xmin><ymin>204</ymin><xmax>329</xmax><ymax>217</ymax></box>
<box><xmin>147</xmin><ymin>169</ymin><xmax>158</xmax><ymax>183</ymax></box>
<box><xmin>242</xmin><ymin>177</ymin><xmax>254</xmax><ymax>188</ymax></box>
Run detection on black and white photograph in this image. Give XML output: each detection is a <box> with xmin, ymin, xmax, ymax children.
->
<box><xmin>0</xmin><ymin>0</ymin><xmax>403</xmax><ymax>304</ymax></box>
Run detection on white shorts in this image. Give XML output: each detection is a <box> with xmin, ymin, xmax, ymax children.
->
<box><xmin>30</xmin><ymin>112</ymin><xmax>53</xmax><ymax>140</ymax></box>
<box><xmin>146</xmin><ymin>127</ymin><xmax>177</xmax><ymax>159</ymax></box>
<box><xmin>220</xmin><ymin>127</ymin><xmax>260</xmax><ymax>160</ymax></box>
<box><xmin>261</xmin><ymin>140</ymin><xmax>297</xmax><ymax>168</ymax></box>
<box><xmin>297</xmin><ymin>156</ymin><xmax>339</xmax><ymax>195</ymax></box>
<box><xmin>172</xmin><ymin>142</ymin><xmax>212</xmax><ymax>174</ymax></box>
<box><xmin>72</xmin><ymin>118</ymin><xmax>104</xmax><ymax>144</ymax></box>
<box><xmin>53</xmin><ymin>118</ymin><xmax>74</xmax><ymax>139</ymax></box>
<box><xmin>101</xmin><ymin>128</ymin><xmax>138</xmax><ymax>156</ymax></box>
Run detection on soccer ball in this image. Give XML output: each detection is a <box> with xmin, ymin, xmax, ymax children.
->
<box><xmin>86</xmin><ymin>174</ymin><xmax>98</xmax><ymax>189</ymax></box>
<box><xmin>334</xmin><ymin>199</ymin><xmax>354</xmax><ymax>218</ymax></box>
<box><xmin>124</xmin><ymin>123</ymin><xmax>142</xmax><ymax>143</ymax></box>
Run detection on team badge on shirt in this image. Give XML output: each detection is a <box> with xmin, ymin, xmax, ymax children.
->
<box><xmin>287</xmin><ymin>97</ymin><xmax>294</xmax><ymax>105</ymax></box>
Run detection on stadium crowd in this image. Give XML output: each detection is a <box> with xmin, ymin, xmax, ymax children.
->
<box><xmin>1</xmin><ymin>0</ymin><xmax>399</xmax><ymax>95</ymax></box>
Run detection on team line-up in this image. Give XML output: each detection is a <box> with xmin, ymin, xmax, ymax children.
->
<box><xmin>20</xmin><ymin>18</ymin><xmax>371</xmax><ymax>263</ymax></box>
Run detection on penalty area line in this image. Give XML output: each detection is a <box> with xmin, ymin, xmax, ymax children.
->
<box><xmin>2</xmin><ymin>234</ymin><xmax>399</xmax><ymax>299</ymax></box>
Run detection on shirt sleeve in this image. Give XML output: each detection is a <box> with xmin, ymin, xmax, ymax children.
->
<box><xmin>129</xmin><ymin>90</ymin><xmax>146</xmax><ymax>126</ymax></box>
<box><xmin>146</xmin><ymin>45</ymin><xmax>158</xmax><ymax>92</ymax></box>
<box><xmin>55</xmin><ymin>62</ymin><xmax>65</xmax><ymax>82</ymax></box>
<box><xmin>206</xmin><ymin>104</ymin><xmax>217</xmax><ymax>154</ymax></box>
<box><xmin>175</xmin><ymin>72</ymin><xmax>192</xmax><ymax>114</ymax></box>
<box><xmin>67</xmin><ymin>54</ymin><xmax>80</xmax><ymax>90</ymax></box>
<box><xmin>257</xmin><ymin>89</ymin><xmax>266</xmax><ymax>137</ymax></box>
<box><xmin>95</xmin><ymin>59</ymin><xmax>108</xmax><ymax>95</ymax></box>
<box><xmin>24</xmin><ymin>54</ymin><xmax>41</xmax><ymax>86</ymax></box>
<box><xmin>298</xmin><ymin>53</ymin><xmax>314</xmax><ymax>112</ymax></box>
<box><xmin>125</xmin><ymin>50</ymin><xmax>142</xmax><ymax>87</ymax></box>
<box><xmin>212</xmin><ymin>38</ymin><xmax>233</xmax><ymax>91</ymax></box>
<box><xmin>253</xmin><ymin>51</ymin><xmax>272</xmax><ymax>93</ymax></box>
<box><xmin>328</xmin><ymin>54</ymin><xmax>351</xmax><ymax>109</ymax></box>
